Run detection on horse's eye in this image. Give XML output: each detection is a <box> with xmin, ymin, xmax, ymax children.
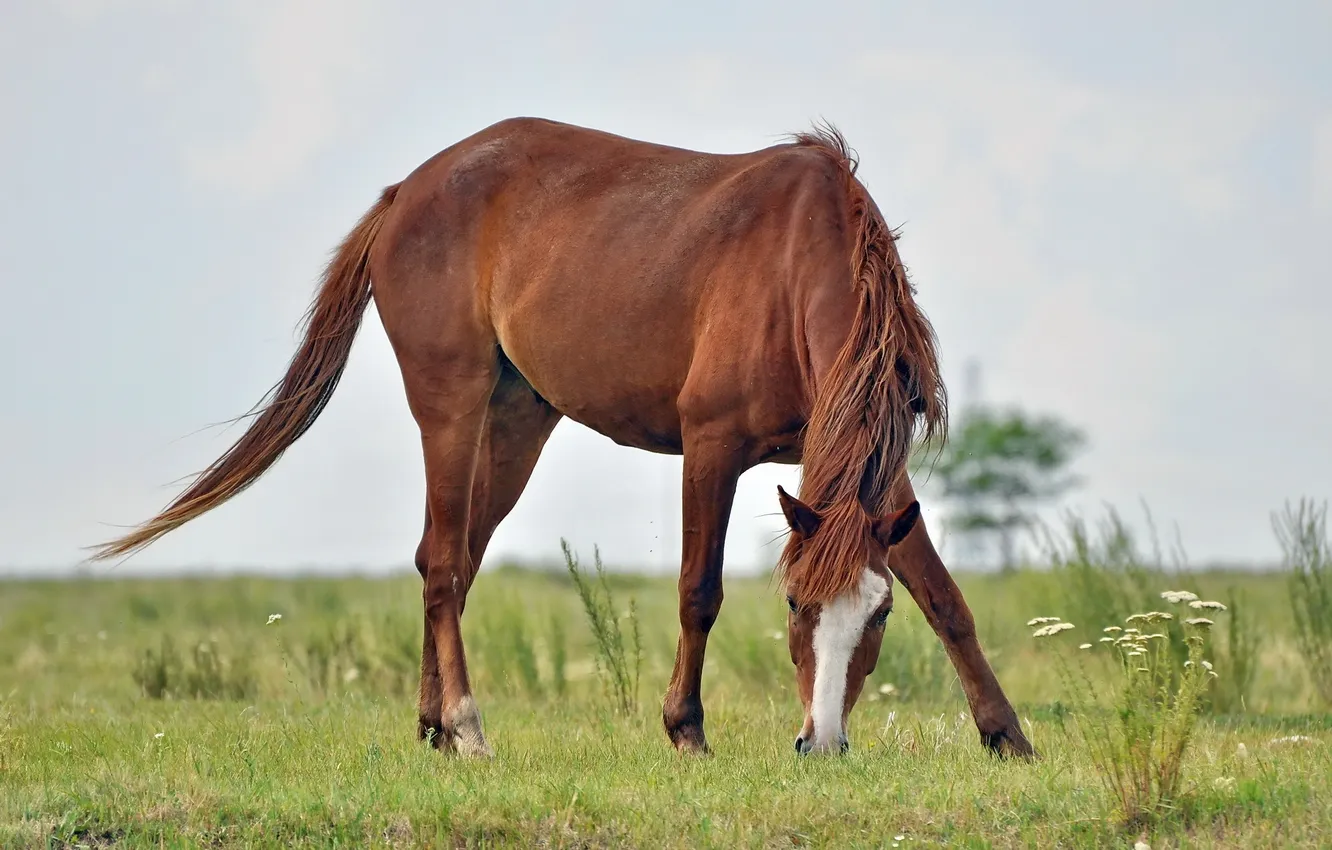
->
<box><xmin>871</xmin><ymin>608</ymin><xmax>891</xmax><ymax>628</ymax></box>
<box><xmin>787</xmin><ymin>596</ymin><xmax>797</xmax><ymax>613</ymax></box>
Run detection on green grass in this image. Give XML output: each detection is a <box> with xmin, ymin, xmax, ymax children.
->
<box><xmin>2</xmin><ymin>565</ymin><xmax>1330</xmax><ymax>847</ymax></box>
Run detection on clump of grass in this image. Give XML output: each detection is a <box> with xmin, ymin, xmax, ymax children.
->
<box><xmin>507</xmin><ymin>610</ymin><xmax>542</xmax><ymax>698</ymax></box>
<box><xmin>474</xmin><ymin>601</ymin><xmax>544</xmax><ymax>698</ymax></box>
<box><xmin>131</xmin><ymin>635</ymin><xmax>179</xmax><ymax>699</ymax></box>
<box><xmin>0</xmin><ymin>698</ymin><xmax>12</xmax><ymax>775</ymax></box>
<box><xmin>131</xmin><ymin>635</ymin><xmax>256</xmax><ymax>700</ymax></box>
<box><xmin>1039</xmin><ymin>508</ymin><xmax>1159</xmax><ymax>629</ymax></box>
<box><xmin>561</xmin><ymin>539</ymin><xmax>642</xmax><ymax>716</ymax></box>
<box><xmin>1030</xmin><ymin>590</ymin><xmax>1226</xmax><ymax>826</ymax></box>
<box><xmin>711</xmin><ymin>605</ymin><xmax>787</xmax><ymax>692</ymax></box>
<box><xmin>1207</xmin><ymin>586</ymin><xmax>1261</xmax><ymax>714</ymax></box>
<box><xmin>296</xmin><ymin>613</ymin><xmax>418</xmax><ymax>697</ymax></box>
<box><xmin>1275</xmin><ymin>498</ymin><xmax>1332</xmax><ymax>705</ymax></box>
<box><xmin>867</xmin><ymin>613</ymin><xmax>954</xmax><ymax>704</ymax></box>
<box><xmin>297</xmin><ymin>621</ymin><xmax>361</xmax><ymax>694</ymax></box>
<box><xmin>547</xmin><ymin>612</ymin><xmax>568</xmax><ymax>697</ymax></box>
<box><xmin>1039</xmin><ymin>506</ymin><xmax>1192</xmax><ymax>675</ymax></box>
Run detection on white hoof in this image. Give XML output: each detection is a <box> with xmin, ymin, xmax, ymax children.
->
<box><xmin>445</xmin><ymin>695</ymin><xmax>493</xmax><ymax>759</ymax></box>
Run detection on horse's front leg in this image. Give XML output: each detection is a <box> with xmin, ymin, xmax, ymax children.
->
<box><xmin>662</xmin><ymin>429</ymin><xmax>744</xmax><ymax>754</ymax></box>
<box><xmin>887</xmin><ymin>479</ymin><xmax>1037</xmax><ymax>759</ymax></box>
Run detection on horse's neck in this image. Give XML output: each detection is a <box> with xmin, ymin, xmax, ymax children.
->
<box><xmin>796</xmin><ymin>276</ymin><xmax>860</xmax><ymax>414</ymax></box>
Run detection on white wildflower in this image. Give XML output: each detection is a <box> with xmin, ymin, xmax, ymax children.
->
<box><xmin>1269</xmin><ymin>735</ymin><xmax>1314</xmax><ymax>745</ymax></box>
<box><xmin>266</xmin><ymin>613</ymin><xmax>283</xmax><ymax>625</ymax></box>
<box><xmin>1134</xmin><ymin>840</ymin><xmax>1151</xmax><ymax>850</ymax></box>
<box><xmin>1099</xmin><ymin>637</ymin><xmax>1115</xmax><ymax>643</ymax></box>
<box><xmin>1184</xmin><ymin>617</ymin><xmax>1214</xmax><ymax>628</ymax></box>
<box><xmin>1201</xmin><ymin>660</ymin><xmax>1213</xmax><ymax>671</ymax></box>
<box><xmin>1127</xmin><ymin>651</ymin><xmax>1144</xmax><ymax>657</ymax></box>
<box><xmin>878</xmin><ymin>683</ymin><xmax>898</xmax><ymax>696</ymax></box>
<box><xmin>1103</xmin><ymin>626</ymin><xmax>1123</xmax><ymax>634</ymax></box>
<box><xmin>1236</xmin><ymin>742</ymin><xmax>1248</xmax><ymax>759</ymax></box>
<box><xmin>1079</xmin><ymin>643</ymin><xmax>1093</xmax><ymax>650</ymax></box>
<box><xmin>1026</xmin><ymin>617</ymin><xmax>1062</xmax><ymax>626</ymax></box>
<box><xmin>1190</xmin><ymin>600</ymin><xmax>1228</xmax><ymax>611</ymax></box>
<box><xmin>153</xmin><ymin>732</ymin><xmax>164</xmax><ymax>740</ymax></box>
<box><xmin>1033</xmin><ymin>622</ymin><xmax>1075</xmax><ymax>637</ymax></box>
<box><xmin>1161</xmin><ymin>590</ymin><xmax>1199</xmax><ymax>604</ymax></box>
<box><xmin>1126</xmin><ymin>611</ymin><xmax>1173</xmax><ymax>624</ymax></box>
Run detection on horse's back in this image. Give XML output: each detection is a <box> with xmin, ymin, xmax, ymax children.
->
<box><xmin>373</xmin><ymin>118</ymin><xmax>855</xmax><ymax>457</ymax></box>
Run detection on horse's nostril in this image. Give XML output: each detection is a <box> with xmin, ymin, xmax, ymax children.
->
<box><xmin>794</xmin><ymin>736</ymin><xmax>805</xmax><ymax>754</ymax></box>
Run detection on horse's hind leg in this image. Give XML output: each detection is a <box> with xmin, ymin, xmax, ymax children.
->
<box><xmin>391</xmin><ymin>314</ymin><xmax>497</xmax><ymax>756</ymax></box>
<box><xmin>414</xmin><ymin>369</ymin><xmax>561</xmax><ymax>752</ymax></box>
<box><xmin>414</xmin><ymin>506</ymin><xmax>444</xmax><ymax>745</ymax></box>
<box><xmin>461</xmin><ymin>372</ymin><xmax>561</xmax><ymax>579</ymax></box>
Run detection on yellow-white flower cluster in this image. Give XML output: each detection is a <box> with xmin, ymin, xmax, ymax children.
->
<box><xmin>1160</xmin><ymin>590</ymin><xmax>1198</xmax><ymax>604</ymax></box>
<box><xmin>1033</xmin><ymin>621</ymin><xmax>1075</xmax><ymax>638</ymax></box>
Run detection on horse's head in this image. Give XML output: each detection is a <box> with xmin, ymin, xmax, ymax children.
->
<box><xmin>776</xmin><ymin>485</ymin><xmax>920</xmax><ymax>755</ymax></box>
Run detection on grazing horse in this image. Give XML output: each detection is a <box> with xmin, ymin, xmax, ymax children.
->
<box><xmin>91</xmin><ymin>117</ymin><xmax>1034</xmax><ymax>759</ymax></box>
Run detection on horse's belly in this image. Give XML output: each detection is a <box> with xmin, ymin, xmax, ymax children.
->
<box><xmin>499</xmin><ymin>334</ymin><xmax>687</xmax><ymax>455</ymax></box>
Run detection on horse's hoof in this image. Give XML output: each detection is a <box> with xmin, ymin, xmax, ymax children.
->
<box><xmin>442</xmin><ymin>696</ymin><xmax>492</xmax><ymax>759</ymax></box>
<box><xmin>670</xmin><ymin>727</ymin><xmax>712</xmax><ymax>756</ymax></box>
<box><xmin>983</xmin><ymin>725</ymin><xmax>1038</xmax><ymax>761</ymax></box>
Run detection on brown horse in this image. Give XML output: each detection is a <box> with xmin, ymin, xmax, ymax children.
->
<box><xmin>91</xmin><ymin>117</ymin><xmax>1034</xmax><ymax>759</ymax></box>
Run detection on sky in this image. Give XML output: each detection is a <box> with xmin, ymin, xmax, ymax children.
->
<box><xmin>2</xmin><ymin>0</ymin><xmax>1329</xmax><ymax>576</ymax></box>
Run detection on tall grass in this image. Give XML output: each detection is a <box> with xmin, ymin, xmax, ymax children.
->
<box><xmin>0</xmin><ymin>698</ymin><xmax>12</xmax><ymax>776</ymax></box>
<box><xmin>1275</xmin><ymin>498</ymin><xmax>1332</xmax><ymax>705</ymax></box>
<box><xmin>1208</xmin><ymin>586</ymin><xmax>1261</xmax><ymax>714</ymax></box>
<box><xmin>1038</xmin><ymin>507</ymin><xmax>1162</xmax><ymax>629</ymax></box>
<box><xmin>561</xmin><ymin>539</ymin><xmax>643</xmax><ymax>715</ymax></box>
<box><xmin>1031</xmin><ymin>592</ymin><xmax>1225</xmax><ymax>826</ymax></box>
<box><xmin>547</xmin><ymin>611</ymin><xmax>568</xmax><ymax>697</ymax></box>
<box><xmin>710</xmin><ymin>606</ymin><xmax>788</xmax><ymax>693</ymax></box>
<box><xmin>132</xmin><ymin>634</ymin><xmax>257</xmax><ymax>700</ymax></box>
<box><xmin>472</xmin><ymin>599</ymin><xmax>546</xmax><ymax>698</ymax></box>
<box><xmin>1036</xmin><ymin>505</ymin><xmax>1251</xmax><ymax>686</ymax></box>
<box><xmin>867</xmin><ymin>612</ymin><xmax>955</xmax><ymax>704</ymax></box>
<box><xmin>295</xmin><ymin>613</ymin><xmax>418</xmax><ymax>697</ymax></box>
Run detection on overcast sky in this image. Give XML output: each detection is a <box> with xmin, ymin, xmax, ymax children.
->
<box><xmin>2</xmin><ymin>1</ymin><xmax>1329</xmax><ymax>576</ymax></box>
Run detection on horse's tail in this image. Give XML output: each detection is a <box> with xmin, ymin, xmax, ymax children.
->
<box><xmin>88</xmin><ymin>184</ymin><xmax>400</xmax><ymax>561</ymax></box>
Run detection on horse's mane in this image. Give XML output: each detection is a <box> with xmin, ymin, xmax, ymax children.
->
<box><xmin>775</xmin><ymin>124</ymin><xmax>948</xmax><ymax>603</ymax></box>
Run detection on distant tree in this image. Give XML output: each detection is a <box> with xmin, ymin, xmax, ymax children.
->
<box><xmin>911</xmin><ymin>406</ymin><xmax>1087</xmax><ymax>571</ymax></box>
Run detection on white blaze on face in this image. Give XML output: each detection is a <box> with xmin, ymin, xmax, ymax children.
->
<box><xmin>809</xmin><ymin>568</ymin><xmax>888</xmax><ymax>751</ymax></box>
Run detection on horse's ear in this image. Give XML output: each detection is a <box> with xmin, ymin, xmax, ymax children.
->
<box><xmin>777</xmin><ymin>485</ymin><xmax>822</xmax><ymax>538</ymax></box>
<box><xmin>873</xmin><ymin>500</ymin><xmax>921</xmax><ymax>548</ymax></box>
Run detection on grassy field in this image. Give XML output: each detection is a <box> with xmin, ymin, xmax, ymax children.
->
<box><xmin>2</xmin><ymin>549</ymin><xmax>1331</xmax><ymax>848</ymax></box>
